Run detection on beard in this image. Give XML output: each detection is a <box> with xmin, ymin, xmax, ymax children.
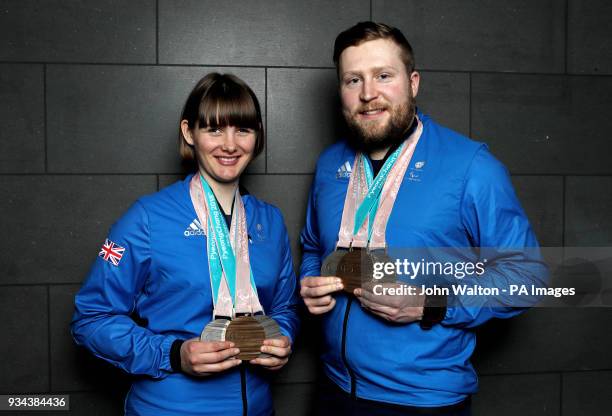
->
<box><xmin>344</xmin><ymin>94</ymin><xmax>416</xmax><ymax>154</ymax></box>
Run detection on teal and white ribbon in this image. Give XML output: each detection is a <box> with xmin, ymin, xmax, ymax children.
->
<box><xmin>353</xmin><ymin>142</ymin><xmax>405</xmax><ymax>240</ymax></box>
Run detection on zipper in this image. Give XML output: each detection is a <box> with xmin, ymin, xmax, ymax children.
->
<box><xmin>240</xmin><ymin>364</ymin><xmax>248</xmax><ymax>416</ymax></box>
<box><xmin>341</xmin><ymin>297</ymin><xmax>357</xmax><ymax>399</ymax></box>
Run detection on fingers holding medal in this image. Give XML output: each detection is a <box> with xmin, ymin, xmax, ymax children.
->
<box><xmin>250</xmin><ymin>335</ymin><xmax>292</xmax><ymax>370</ymax></box>
<box><xmin>179</xmin><ymin>337</ymin><xmax>241</xmax><ymax>377</ymax></box>
<box><xmin>300</xmin><ymin>276</ymin><xmax>344</xmax><ymax>315</ymax></box>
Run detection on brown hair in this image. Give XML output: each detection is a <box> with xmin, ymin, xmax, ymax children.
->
<box><xmin>179</xmin><ymin>73</ymin><xmax>264</xmax><ymax>162</ymax></box>
<box><xmin>333</xmin><ymin>21</ymin><xmax>415</xmax><ymax>76</ymax></box>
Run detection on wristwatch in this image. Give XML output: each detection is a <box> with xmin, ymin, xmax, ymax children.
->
<box><xmin>419</xmin><ymin>294</ymin><xmax>447</xmax><ymax>330</ymax></box>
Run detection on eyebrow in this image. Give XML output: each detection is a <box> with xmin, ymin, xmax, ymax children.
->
<box><xmin>341</xmin><ymin>66</ymin><xmax>397</xmax><ymax>77</ymax></box>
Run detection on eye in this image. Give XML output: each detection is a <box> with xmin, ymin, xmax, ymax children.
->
<box><xmin>344</xmin><ymin>77</ymin><xmax>361</xmax><ymax>87</ymax></box>
<box><xmin>206</xmin><ymin>127</ymin><xmax>223</xmax><ymax>135</ymax></box>
<box><xmin>377</xmin><ymin>73</ymin><xmax>392</xmax><ymax>81</ymax></box>
<box><xmin>237</xmin><ymin>127</ymin><xmax>254</xmax><ymax>135</ymax></box>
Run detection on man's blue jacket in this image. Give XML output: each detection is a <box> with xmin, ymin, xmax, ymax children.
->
<box><xmin>72</xmin><ymin>175</ymin><xmax>299</xmax><ymax>415</ymax></box>
<box><xmin>300</xmin><ymin>113</ymin><xmax>547</xmax><ymax>407</ymax></box>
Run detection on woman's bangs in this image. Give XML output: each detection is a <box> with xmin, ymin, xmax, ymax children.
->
<box><xmin>197</xmin><ymin>82</ymin><xmax>259</xmax><ymax>130</ymax></box>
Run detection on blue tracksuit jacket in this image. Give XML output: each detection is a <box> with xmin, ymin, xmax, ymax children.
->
<box><xmin>72</xmin><ymin>175</ymin><xmax>299</xmax><ymax>415</ymax></box>
<box><xmin>300</xmin><ymin>113</ymin><xmax>547</xmax><ymax>407</ymax></box>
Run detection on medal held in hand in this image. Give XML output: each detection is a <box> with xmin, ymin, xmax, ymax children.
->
<box><xmin>190</xmin><ymin>175</ymin><xmax>282</xmax><ymax>360</ymax></box>
<box><xmin>321</xmin><ymin>248</ymin><xmax>374</xmax><ymax>294</ymax></box>
<box><xmin>201</xmin><ymin>315</ymin><xmax>282</xmax><ymax>360</ymax></box>
<box><xmin>326</xmin><ymin>120</ymin><xmax>422</xmax><ymax>293</ymax></box>
<box><xmin>321</xmin><ymin>248</ymin><xmax>396</xmax><ymax>294</ymax></box>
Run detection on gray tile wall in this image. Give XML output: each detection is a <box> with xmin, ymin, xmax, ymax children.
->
<box><xmin>1</xmin><ymin>1</ymin><xmax>610</xmax><ymax>415</ymax></box>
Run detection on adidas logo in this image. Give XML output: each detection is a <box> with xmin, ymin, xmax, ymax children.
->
<box><xmin>336</xmin><ymin>161</ymin><xmax>352</xmax><ymax>179</ymax></box>
<box><xmin>184</xmin><ymin>218</ymin><xmax>205</xmax><ymax>237</ymax></box>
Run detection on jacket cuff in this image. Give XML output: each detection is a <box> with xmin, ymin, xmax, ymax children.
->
<box><xmin>170</xmin><ymin>339</ymin><xmax>185</xmax><ymax>373</ymax></box>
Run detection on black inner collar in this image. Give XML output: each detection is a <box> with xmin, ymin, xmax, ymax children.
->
<box><xmin>210</xmin><ymin>186</ymin><xmax>243</xmax><ymax>230</ymax></box>
<box><xmin>368</xmin><ymin>116</ymin><xmax>417</xmax><ymax>177</ymax></box>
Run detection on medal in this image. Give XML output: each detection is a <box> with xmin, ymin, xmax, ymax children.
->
<box><xmin>320</xmin><ymin>249</ymin><xmax>346</xmax><ymax>277</ymax></box>
<box><xmin>321</xmin><ymin>248</ymin><xmax>396</xmax><ymax>293</ymax></box>
<box><xmin>200</xmin><ymin>315</ymin><xmax>282</xmax><ymax>360</ymax></box>
<box><xmin>321</xmin><ymin>248</ymin><xmax>371</xmax><ymax>294</ymax></box>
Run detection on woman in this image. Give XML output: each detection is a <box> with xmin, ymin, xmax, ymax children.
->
<box><xmin>71</xmin><ymin>73</ymin><xmax>299</xmax><ymax>415</ymax></box>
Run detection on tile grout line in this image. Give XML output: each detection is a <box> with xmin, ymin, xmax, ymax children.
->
<box><xmin>468</xmin><ymin>72</ymin><xmax>472</xmax><ymax>137</ymax></box>
<box><xmin>156</xmin><ymin>0</ymin><xmax>159</xmax><ymax>65</ymax></box>
<box><xmin>47</xmin><ymin>284</ymin><xmax>52</xmax><ymax>393</ymax></box>
<box><xmin>4</xmin><ymin>61</ymin><xmax>610</xmax><ymax>77</ymax></box>
<box><xmin>0</xmin><ymin>61</ymin><xmax>337</xmax><ymax>70</ymax></box>
<box><xmin>564</xmin><ymin>0</ymin><xmax>568</xmax><ymax>74</ymax></box>
<box><xmin>265</xmin><ymin>67</ymin><xmax>268</xmax><ymax>174</ymax></box>
<box><xmin>2</xmin><ymin>172</ymin><xmax>608</xmax><ymax>177</ymax></box>
<box><xmin>562</xmin><ymin>176</ymin><xmax>566</xmax><ymax>247</ymax></box>
<box><xmin>43</xmin><ymin>64</ymin><xmax>48</xmax><ymax>173</ymax></box>
<box><xmin>559</xmin><ymin>372</ymin><xmax>563</xmax><ymax>416</ymax></box>
<box><xmin>476</xmin><ymin>369</ymin><xmax>612</xmax><ymax>377</ymax></box>
<box><xmin>0</xmin><ymin>283</ymin><xmax>83</xmax><ymax>288</ymax></box>
<box><xmin>0</xmin><ymin>172</ymin><xmax>178</xmax><ymax>176</ymax></box>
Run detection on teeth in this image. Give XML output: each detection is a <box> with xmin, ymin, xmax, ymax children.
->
<box><xmin>362</xmin><ymin>109</ymin><xmax>384</xmax><ymax>115</ymax></box>
<box><xmin>218</xmin><ymin>157</ymin><xmax>238</xmax><ymax>162</ymax></box>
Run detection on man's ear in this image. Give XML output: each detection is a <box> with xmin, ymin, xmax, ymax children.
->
<box><xmin>410</xmin><ymin>71</ymin><xmax>420</xmax><ymax>98</ymax></box>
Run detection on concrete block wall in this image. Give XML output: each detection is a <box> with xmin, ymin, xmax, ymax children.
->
<box><xmin>1</xmin><ymin>1</ymin><xmax>611</xmax><ymax>414</ymax></box>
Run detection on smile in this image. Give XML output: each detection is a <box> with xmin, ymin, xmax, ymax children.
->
<box><xmin>215</xmin><ymin>156</ymin><xmax>241</xmax><ymax>166</ymax></box>
<box><xmin>359</xmin><ymin>108</ymin><xmax>387</xmax><ymax>118</ymax></box>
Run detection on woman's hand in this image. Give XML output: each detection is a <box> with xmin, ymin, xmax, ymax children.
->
<box><xmin>249</xmin><ymin>336</ymin><xmax>292</xmax><ymax>371</ymax></box>
<box><xmin>180</xmin><ymin>338</ymin><xmax>241</xmax><ymax>376</ymax></box>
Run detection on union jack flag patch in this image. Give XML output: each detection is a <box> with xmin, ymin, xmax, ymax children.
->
<box><xmin>99</xmin><ymin>238</ymin><xmax>125</xmax><ymax>266</ymax></box>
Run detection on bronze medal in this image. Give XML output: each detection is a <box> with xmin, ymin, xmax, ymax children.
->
<box><xmin>225</xmin><ymin>316</ymin><xmax>265</xmax><ymax>360</ymax></box>
<box><xmin>338</xmin><ymin>248</ymin><xmax>374</xmax><ymax>293</ymax></box>
<box><xmin>321</xmin><ymin>249</ymin><xmax>347</xmax><ymax>277</ymax></box>
<box><xmin>321</xmin><ymin>248</ymin><xmax>375</xmax><ymax>294</ymax></box>
<box><xmin>200</xmin><ymin>315</ymin><xmax>282</xmax><ymax>360</ymax></box>
<box><xmin>369</xmin><ymin>250</ymin><xmax>396</xmax><ymax>284</ymax></box>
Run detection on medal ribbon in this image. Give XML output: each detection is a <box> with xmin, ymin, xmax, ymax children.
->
<box><xmin>337</xmin><ymin>118</ymin><xmax>423</xmax><ymax>250</ymax></box>
<box><xmin>189</xmin><ymin>174</ymin><xmax>263</xmax><ymax>318</ymax></box>
<box><xmin>353</xmin><ymin>143</ymin><xmax>404</xmax><ymax>238</ymax></box>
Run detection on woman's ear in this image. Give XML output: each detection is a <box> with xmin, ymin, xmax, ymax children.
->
<box><xmin>180</xmin><ymin>120</ymin><xmax>194</xmax><ymax>146</ymax></box>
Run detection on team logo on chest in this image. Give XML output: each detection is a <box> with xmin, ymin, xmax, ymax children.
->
<box><xmin>255</xmin><ymin>223</ymin><xmax>266</xmax><ymax>241</ymax></box>
<box><xmin>408</xmin><ymin>160</ymin><xmax>426</xmax><ymax>182</ymax></box>
<box><xmin>336</xmin><ymin>161</ymin><xmax>352</xmax><ymax>179</ymax></box>
<box><xmin>184</xmin><ymin>218</ymin><xmax>205</xmax><ymax>237</ymax></box>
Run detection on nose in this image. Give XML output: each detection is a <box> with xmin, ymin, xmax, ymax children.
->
<box><xmin>221</xmin><ymin>129</ymin><xmax>237</xmax><ymax>152</ymax></box>
<box><xmin>359</xmin><ymin>78</ymin><xmax>378</xmax><ymax>102</ymax></box>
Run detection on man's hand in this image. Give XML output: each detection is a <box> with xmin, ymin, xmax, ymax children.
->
<box><xmin>180</xmin><ymin>338</ymin><xmax>241</xmax><ymax>376</ymax></box>
<box><xmin>250</xmin><ymin>336</ymin><xmax>292</xmax><ymax>371</ymax></box>
<box><xmin>354</xmin><ymin>282</ymin><xmax>425</xmax><ymax>323</ymax></box>
<box><xmin>300</xmin><ymin>276</ymin><xmax>344</xmax><ymax>314</ymax></box>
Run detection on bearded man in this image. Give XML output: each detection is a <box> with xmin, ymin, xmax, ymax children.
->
<box><xmin>299</xmin><ymin>21</ymin><xmax>547</xmax><ymax>416</ymax></box>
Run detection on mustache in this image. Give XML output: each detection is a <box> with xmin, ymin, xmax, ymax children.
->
<box><xmin>355</xmin><ymin>103</ymin><xmax>389</xmax><ymax>114</ymax></box>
